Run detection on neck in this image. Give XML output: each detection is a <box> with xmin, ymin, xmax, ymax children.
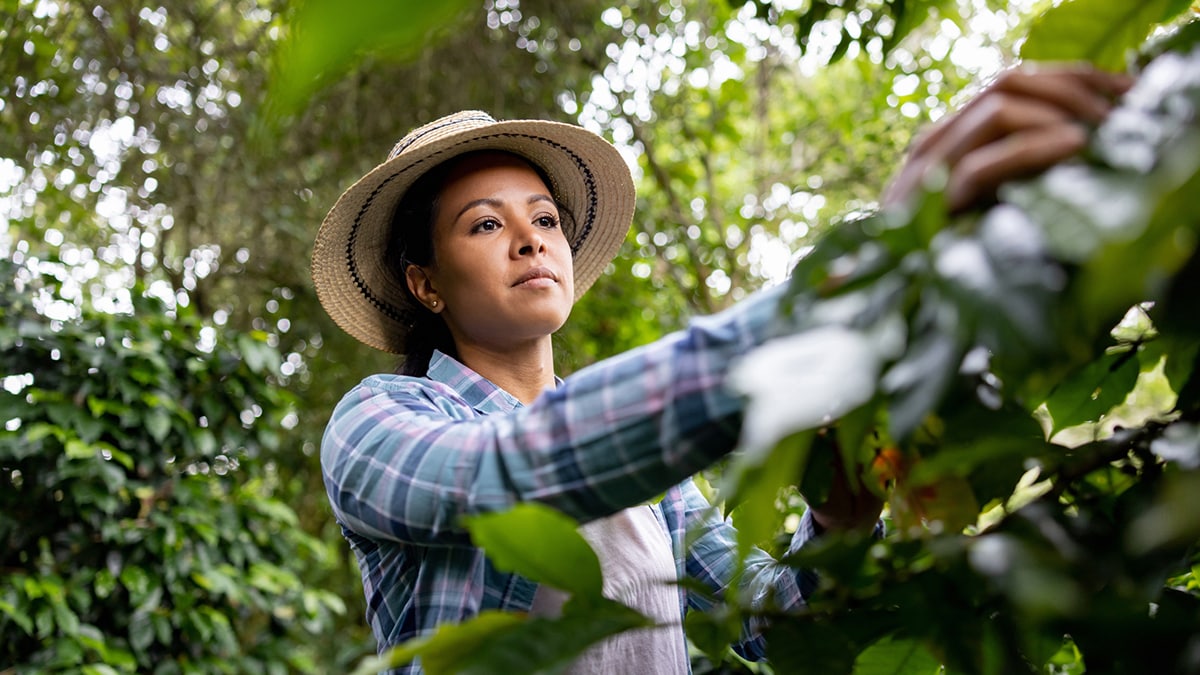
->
<box><xmin>453</xmin><ymin>336</ymin><xmax>557</xmax><ymax>405</ymax></box>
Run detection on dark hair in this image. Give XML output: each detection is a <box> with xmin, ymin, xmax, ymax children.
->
<box><xmin>385</xmin><ymin>151</ymin><xmax>572</xmax><ymax>376</ymax></box>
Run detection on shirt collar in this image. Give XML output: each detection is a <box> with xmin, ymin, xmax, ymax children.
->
<box><xmin>425</xmin><ymin>350</ymin><xmax>564</xmax><ymax>413</ymax></box>
<box><xmin>425</xmin><ymin>349</ymin><xmax>524</xmax><ymax>414</ymax></box>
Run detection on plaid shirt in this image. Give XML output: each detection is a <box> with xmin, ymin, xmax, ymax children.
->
<box><xmin>321</xmin><ymin>284</ymin><xmax>823</xmax><ymax>672</ymax></box>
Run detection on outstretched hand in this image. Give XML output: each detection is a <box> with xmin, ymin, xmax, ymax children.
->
<box><xmin>883</xmin><ymin>65</ymin><xmax>1134</xmax><ymax>213</ymax></box>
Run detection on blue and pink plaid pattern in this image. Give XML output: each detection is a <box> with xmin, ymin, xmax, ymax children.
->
<box><xmin>321</xmin><ymin>284</ymin><xmax>828</xmax><ymax>672</ymax></box>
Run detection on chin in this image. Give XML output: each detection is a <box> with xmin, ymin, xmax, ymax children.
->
<box><xmin>529</xmin><ymin>309</ymin><xmax>572</xmax><ymax>337</ymax></box>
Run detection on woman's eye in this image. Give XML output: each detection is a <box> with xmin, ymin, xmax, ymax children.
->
<box><xmin>537</xmin><ymin>215</ymin><xmax>560</xmax><ymax>229</ymax></box>
<box><xmin>473</xmin><ymin>219</ymin><xmax>500</xmax><ymax>233</ymax></box>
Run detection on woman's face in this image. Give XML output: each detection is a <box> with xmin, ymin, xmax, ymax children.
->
<box><xmin>406</xmin><ymin>152</ymin><xmax>575</xmax><ymax>353</ymax></box>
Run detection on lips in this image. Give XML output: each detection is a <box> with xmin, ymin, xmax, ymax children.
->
<box><xmin>512</xmin><ymin>266</ymin><xmax>558</xmax><ymax>287</ymax></box>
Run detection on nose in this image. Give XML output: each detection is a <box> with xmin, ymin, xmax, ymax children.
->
<box><xmin>512</xmin><ymin>222</ymin><xmax>546</xmax><ymax>258</ymax></box>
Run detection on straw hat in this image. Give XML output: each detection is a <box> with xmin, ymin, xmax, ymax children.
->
<box><xmin>312</xmin><ymin>110</ymin><xmax>636</xmax><ymax>353</ymax></box>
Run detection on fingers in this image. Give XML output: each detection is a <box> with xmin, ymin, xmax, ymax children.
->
<box><xmin>884</xmin><ymin>64</ymin><xmax>1134</xmax><ymax>211</ymax></box>
<box><xmin>930</xmin><ymin>92</ymin><xmax>1080</xmax><ymax>172</ymax></box>
<box><xmin>983</xmin><ymin>66</ymin><xmax>1132</xmax><ymax>125</ymax></box>
<box><xmin>900</xmin><ymin>67</ymin><xmax>1128</xmax><ymax>158</ymax></box>
<box><xmin>945</xmin><ymin>122</ymin><xmax>1088</xmax><ymax>211</ymax></box>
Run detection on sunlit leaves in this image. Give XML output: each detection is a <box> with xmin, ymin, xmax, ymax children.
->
<box><xmin>713</xmin><ymin>28</ymin><xmax>1200</xmax><ymax>675</ymax></box>
<box><xmin>1021</xmin><ymin>0</ymin><xmax>1195</xmax><ymax>70</ymax></box>
<box><xmin>1043</xmin><ymin>348</ymin><xmax>1142</xmax><ymax>433</ymax></box>
<box><xmin>762</xmin><ymin>0</ymin><xmax>963</xmax><ymax>64</ymax></box>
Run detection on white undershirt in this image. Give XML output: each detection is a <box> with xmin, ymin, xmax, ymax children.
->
<box><xmin>529</xmin><ymin>505</ymin><xmax>689</xmax><ymax>674</ymax></box>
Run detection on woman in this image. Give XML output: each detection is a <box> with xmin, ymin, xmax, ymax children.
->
<box><xmin>313</xmin><ymin>68</ymin><xmax>1130</xmax><ymax>673</ymax></box>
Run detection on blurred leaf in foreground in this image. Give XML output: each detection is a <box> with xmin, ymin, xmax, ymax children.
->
<box><xmin>265</xmin><ymin>0</ymin><xmax>476</xmax><ymax>122</ymax></box>
<box><xmin>1020</xmin><ymin>0</ymin><xmax>1194</xmax><ymax>70</ymax></box>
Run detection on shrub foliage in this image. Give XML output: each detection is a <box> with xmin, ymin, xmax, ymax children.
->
<box><xmin>0</xmin><ymin>263</ymin><xmax>342</xmax><ymax>674</ymax></box>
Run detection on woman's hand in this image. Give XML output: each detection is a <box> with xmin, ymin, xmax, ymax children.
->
<box><xmin>807</xmin><ymin>451</ymin><xmax>884</xmax><ymax>534</ymax></box>
<box><xmin>883</xmin><ymin>65</ymin><xmax>1134</xmax><ymax>213</ymax></box>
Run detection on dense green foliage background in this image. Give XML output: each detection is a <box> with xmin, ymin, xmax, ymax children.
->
<box><xmin>1</xmin><ymin>261</ymin><xmax>343</xmax><ymax>672</ymax></box>
<box><xmin>2</xmin><ymin>0</ymin><xmax>1198</xmax><ymax>672</ymax></box>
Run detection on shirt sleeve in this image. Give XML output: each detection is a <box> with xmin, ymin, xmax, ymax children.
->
<box><xmin>321</xmin><ymin>283</ymin><xmax>787</xmax><ymax>546</ymax></box>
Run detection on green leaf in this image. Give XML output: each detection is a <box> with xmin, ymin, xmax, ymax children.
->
<box><xmin>953</xmin><ymin>206</ymin><xmax>1061</xmax><ymax>357</ymax></box>
<box><xmin>800</xmin><ymin>432</ymin><xmax>839</xmax><ymax>509</ymax></box>
<box><xmin>129</xmin><ymin>611</ymin><xmax>155</xmax><ymax>652</ymax></box>
<box><xmin>145</xmin><ymin>409</ymin><xmax>171</xmax><ymax>443</ymax></box>
<box><xmin>77</xmin><ymin>622</ymin><xmax>136</xmax><ymax>668</ymax></box>
<box><xmin>886</xmin><ymin>0</ymin><xmax>955</xmax><ymax>54</ymax></box>
<box><xmin>264</xmin><ymin>0</ymin><xmax>477</xmax><ymax>121</ymax></box>
<box><xmin>51</xmin><ymin>597</ymin><xmax>80</xmax><ymax>636</ymax></box>
<box><xmin>916</xmin><ymin>401</ymin><xmax>1049</xmax><ymax>506</ymax></box>
<box><xmin>119</xmin><ymin>566</ymin><xmax>150</xmax><ymax>601</ymax></box>
<box><xmin>730</xmin><ymin>431</ymin><xmax>812</xmax><ymax>561</ymax></box>
<box><xmin>152</xmin><ymin>612</ymin><xmax>172</xmax><ymax>646</ymax></box>
<box><xmin>1021</xmin><ymin>0</ymin><xmax>1191</xmax><ymax>70</ymax></box>
<box><xmin>783</xmin><ymin>216</ymin><xmax>878</xmax><ymax>306</ymax></box>
<box><xmin>684</xmin><ymin>606</ymin><xmax>743</xmax><ymax>663</ymax></box>
<box><xmin>34</xmin><ymin>605</ymin><xmax>53</xmax><ymax>638</ymax></box>
<box><xmin>882</xmin><ymin>322</ymin><xmax>961</xmax><ymax>440</ymax></box>
<box><xmin>186</xmin><ymin>607</ymin><xmax>213</xmax><ymax>643</ymax></box>
<box><xmin>193</xmin><ymin>428</ymin><xmax>219</xmax><ymax>455</ymax></box>
<box><xmin>730</xmin><ymin>326</ymin><xmax>882</xmax><ymax>457</ymax></box>
<box><xmin>0</xmin><ymin>597</ymin><xmax>33</xmax><ymax>634</ymax></box>
<box><xmin>464</xmin><ymin>503</ymin><xmax>603</xmax><ymax>599</ymax></box>
<box><xmin>65</xmin><ymin>438</ymin><xmax>94</xmax><ymax>460</ymax></box>
<box><xmin>359</xmin><ymin>599</ymin><xmax>651</xmax><ymax>675</ymax></box>
<box><xmin>424</xmin><ymin>599</ymin><xmax>649</xmax><ymax>675</ymax></box>
<box><xmin>1138</xmin><ymin>333</ymin><xmax>1198</xmax><ymax>402</ymax></box>
<box><xmin>237</xmin><ymin>334</ymin><xmax>270</xmax><ymax>373</ymax></box>
<box><xmin>100</xmin><ymin>442</ymin><xmax>135</xmax><ymax>471</ymax></box>
<box><xmin>251</xmin><ymin>497</ymin><xmax>302</xmax><ymax>527</ymax></box>
<box><xmin>93</xmin><ymin>570</ymin><xmax>116</xmax><ymax>600</ymax></box>
<box><xmin>853</xmin><ymin>635</ymin><xmax>942</xmax><ymax>674</ymax></box>
<box><xmin>1043</xmin><ymin>348</ymin><xmax>1141</xmax><ymax>433</ymax></box>
<box><xmin>836</xmin><ymin>402</ymin><xmax>883</xmax><ymax>479</ymax></box>
<box><xmin>203</xmin><ymin>606</ymin><xmax>238</xmax><ymax>655</ymax></box>
<box><xmin>1141</xmin><ymin>16</ymin><xmax>1200</xmax><ymax>61</ymax></box>
<box><xmin>23</xmin><ymin>575</ymin><xmax>45</xmax><ymax>600</ymax></box>
<box><xmin>23</xmin><ymin>421</ymin><xmax>65</xmax><ymax>445</ymax></box>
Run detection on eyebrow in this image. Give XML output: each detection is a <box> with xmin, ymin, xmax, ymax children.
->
<box><xmin>453</xmin><ymin>194</ymin><xmax>556</xmax><ymax>223</ymax></box>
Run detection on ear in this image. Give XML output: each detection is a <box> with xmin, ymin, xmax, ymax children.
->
<box><xmin>405</xmin><ymin>264</ymin><xmax>442</xmax><ymax>313</ymax></box>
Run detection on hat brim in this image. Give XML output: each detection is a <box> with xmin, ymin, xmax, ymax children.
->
<box><xmin>312</xmin><ymin>118</ymin><xmax>636</xmax><ymax>354</ymax></box>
